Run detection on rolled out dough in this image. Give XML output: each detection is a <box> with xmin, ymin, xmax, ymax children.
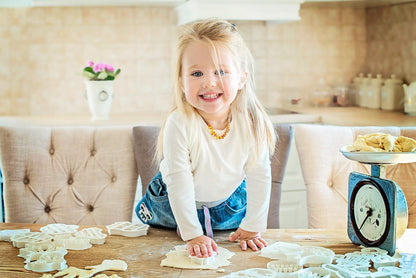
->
<box><xmin>160</xmin><ymin>245</ymin><xmax>234</xmax><ymax>270</ymax></box>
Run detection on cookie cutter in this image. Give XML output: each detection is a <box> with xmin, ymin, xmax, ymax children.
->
<box><xmin>260</xmin><ymin>242</ymin><xmax>304</xmax><ymax>262</ymax></box>
<box><xmin>323</xmin><ymin>263</ymin><xmax>373</xmax><ymax>278</ymax></box>
<box><xmin>333</xmin><ymin>253</ymin><xmax>372</xmax><ymax>268</ymax></box>
<box><xmin>173</xmin><ymin>245</ymin><xmax>218</xmax><ymax>265</ymax></box>
<box><xmin>374</xmin><ymin>266</ymin><xmax>414</xmax><ymax>278</ymax></box>
<box><xmin>106</xmin><ymin>221</ymin><xmax>149</xmax><ymax>237</ymax></box>
<box><xmin>219</xmin><ymin>268</ymin><xmax>277</xmax><ymax>277</ymax></box>
<box><xmin>24</xmin><ymin>250</ymin><xmax>67</xmax><ymax>272</ymax></box>
<box><xmin>0</xmin><ymin>229</ymin><xmax>30</xmax><ymax>242</ymax></box>
<box><xmin>54</xmin><ymin>234</ymin><xmax>92</xmax><ymax>250</ymax></box>
<box><xmin>398</xmin><ymin>253</ymin><xmax>416</xmax><ymax>274</ymax></box>
<box><xmin>11</xmin><ymin>232</ymin><xmax>53</xmax><ymax>248</ymax></box>
<box><xmin>189</xmin><ymin>252</ymin><xmax>218</xmax><ymax>265</ymax></box>
<box><xmin>266</xmin><ymin>260</ymin><xmax>302</xmax><ymax>277</ymax></box>
<box><xmin>299</xmin><ymin>246</ymin><xmax>335</xmax><ymax>267</ymax></box>
<box><xmin>298</xmin><ymin>267</ymin><xmax>331</xmax><ymax>278</ymax></box>
<box><xmin>40</xmin><ymin>223</ymin><xmax>79</xmax><ymax>235</ymax></box>
<box><xmin>76</xmin><ymin>227</ymin><xmax>107</xmax><ymax>245</ymax></box>
<box><xmin>18</xmin><ymin>242</ymin><xmax>66</xmax><ymax>259</ymax></box>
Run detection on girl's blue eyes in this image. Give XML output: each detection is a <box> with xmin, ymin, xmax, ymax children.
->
<box><xmin>191</xmin><ymin>70</ymin><xmax>226</xmax><ymax>77</ymax></box>
<box><xmin>192</xmin><ymin>71</ymin><xmax>203</xmax><ymax>77</ymax></box>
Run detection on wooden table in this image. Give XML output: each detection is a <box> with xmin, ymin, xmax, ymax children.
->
<box><xmin>0</xmin><ymin>223</ymin><xmax>380</xmax><ymax>277</ymax></box>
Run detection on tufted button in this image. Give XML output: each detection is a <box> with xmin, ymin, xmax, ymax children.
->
<box><xmin>49</xmin><ymin>148</ymin><xmax>55</xmax><ymax>155</ymax></box>
<box><xmin>328</xmin><ymin>181</ymin><xmax>333</xmax><ymax>187</ymax></box>
<box><xmin>111</xmin><ymin>176</ymin><xmax>117</xmax><ymax>183</ymax></box>
<box><xmin>44</xmin><ymin>205</ymin><xmax>51</xmax><ymax>213</ymax></box>
<box><xmin>87</xmin><ymin>205</ymin><xmax>94</xmax><ymax>212</ymax></box>
<box><xmin>91</xmin><ymin>149</ymin><xmax>97</xmax><ymax>156</ymax></box>
<box><xmin>23</xmin><ymin>177</ymin><xmax>30</xmax><ymax>185</ymax></box>
<box><xmin>67</xmin><ymin>177</ymin><xmax>73</xmax><ymax>185</ymax></box>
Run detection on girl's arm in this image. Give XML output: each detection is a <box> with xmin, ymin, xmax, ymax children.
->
<box><xmin>160</xmin><ymin>115</ymin><xmax>204</xmax><ymax>240</ymax></box>
<box><xmin>235</xmin><ymin>141</ymin><xmax>272</xmax><ymax>250</ymax></box>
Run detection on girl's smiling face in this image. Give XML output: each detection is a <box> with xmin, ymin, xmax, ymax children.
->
<box><xmin>181</xmin><ymin>40</ymin><xmax>246</xmax><ymax>122</ymax></box>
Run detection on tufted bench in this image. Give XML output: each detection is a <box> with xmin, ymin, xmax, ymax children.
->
<box><xmin>0</xmin><ymin>126</ymin><xmax>138</xmax><ymax>225</ymax></box>
<box><xmin>0</xmin><ymin>124</ymin><xmax>293</xmax><ymax>228</ymax></box>
<box><xmin>295</xmin><ymin>124</ymin><xmax>416</xmax><ymax>229</ymax></box>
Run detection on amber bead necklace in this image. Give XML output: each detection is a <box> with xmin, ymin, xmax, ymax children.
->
<box><xmin>207</xmin><ymin>121</ymin><xmax>231</xmax><ymax>140</ymax></box>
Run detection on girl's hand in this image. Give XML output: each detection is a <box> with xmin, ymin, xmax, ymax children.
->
<box><xmin>228</xmin><ymin>228</ymin><xmax>267</xmax><ymax>251</ymax></box>
<box><xmin>186</xmin><ymin>235</ymin><xmax>218</xmax><ymax>258</ymax></box>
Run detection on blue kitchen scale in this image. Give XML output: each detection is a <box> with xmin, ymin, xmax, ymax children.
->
<box><xmin>340</xmin><ymin>147</ymin><xmax>416</xmax><ymax>255</ymax></box>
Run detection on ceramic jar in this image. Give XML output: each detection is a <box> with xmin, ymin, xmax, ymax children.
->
<box><xmin>359</xmin><ymin>74</ymin><xmax>373</xmax><ymax>108</ymax></box>
<box><xmin>403</xmin><ymin>81</ymin><xmax>416</xmax><ymax>115</ymax></box>
<box><xmin>352</xmin><ymin>73</ymin><xmax>364</xmax><ymax>107</ymax></box>
<box><xmin>381</xmin><ymin>74</ymin><xmax>404</xmax><ymax>111</ymax></box>
<box><xmin>367</xmin><ymin>74</ymin><xmax>384</xmax><ymax>109</ymax></box>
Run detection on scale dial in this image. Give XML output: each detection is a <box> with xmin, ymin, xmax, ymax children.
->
<box><xmin>350</xmin><ymin>179</ymin><xmax>390</xmax><ymax>246</ymax></box>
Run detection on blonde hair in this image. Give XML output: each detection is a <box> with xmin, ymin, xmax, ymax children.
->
<box><xmin>156</xmin><ymin>18</ymin><xmax>276</xmax><ymax>162</ymax></box>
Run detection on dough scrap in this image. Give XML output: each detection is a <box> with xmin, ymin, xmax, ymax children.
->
<box><xmin>53</xmin><ymin>266</ymin><xmax>94</xmax><ymax>278</ymax></box>
<box><xmin>85</xmin><ymin>259</ymin><xmax>128</xmax><ymax>273</ymax></box>
<box><xmin>160</xmin><ymin>245</ymin><xmax>234</xmax><ymax>270</ymax></box>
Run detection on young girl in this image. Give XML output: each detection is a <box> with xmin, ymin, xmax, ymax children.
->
<box><xmin>136</xmin><ymin>19</ymin><xmax>276</xmax><ymax>258</ymax></box>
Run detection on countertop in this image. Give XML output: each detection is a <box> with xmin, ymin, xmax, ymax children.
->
<box><xmin>281</xmin><ymin>106</ymin><xmax>416</xmax><ymax>127</ymax></box>
<box><xmin>0</xmin><ymin>223</ymin><xmax>359</xmax><ymax>278</ymax></box>
<box><xmin>0</xmin><ymin>106</ymin><xmax>414</xmax><ymax>127</ymax></box>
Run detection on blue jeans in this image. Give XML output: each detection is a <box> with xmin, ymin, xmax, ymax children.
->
<box><xmin>135</xmin><ymin>172</ymin><xmax>247</xmax><ymax>236</ymax></box>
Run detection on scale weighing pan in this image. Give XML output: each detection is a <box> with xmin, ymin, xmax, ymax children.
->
<box><xmin>340</xmin><ymin>146</ymin><xmax>416</xmax><ymax>164</ymax></box>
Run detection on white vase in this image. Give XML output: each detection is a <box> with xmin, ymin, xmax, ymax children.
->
<box><xmin>85</xmin><ymin>80</ymin><xmax>114</xmax><ymax>120</ymax></box>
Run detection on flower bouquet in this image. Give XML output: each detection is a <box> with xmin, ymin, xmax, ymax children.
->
<box><xmin>82</xmin><ymin>61</ymin><xmax>121</xmax><ymax>81</ymax></box>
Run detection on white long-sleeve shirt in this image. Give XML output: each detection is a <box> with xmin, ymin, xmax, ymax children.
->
<box><xmin>159</xmin><ymin>111</ymin><xmax>271</xmax><ymax>241</ymax></box>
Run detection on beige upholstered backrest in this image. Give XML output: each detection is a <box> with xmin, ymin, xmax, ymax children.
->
<box><xmin>0</xmin><ymin>126</ymin><xmax>138</xmax><ymax>225</ymax></box>
<box><xmin>132</xmin><ymin>124</ymin><xmax>293</xmax><ymax>228</ymax></box>
<box><xmin>295</xmin><ymin>124</ymin><xmax>416</xmax><ymax>229</ymax></box>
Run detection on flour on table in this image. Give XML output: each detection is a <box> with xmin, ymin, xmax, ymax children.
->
<box><xmin>219</xmin><ymin>268</ymin><xmax>276</xmax><ymax>277</ymax></box>
<box><xmin>161</xmin><ymin>245</ymin><xmax>234</xmax><ymax>269</ymax></box>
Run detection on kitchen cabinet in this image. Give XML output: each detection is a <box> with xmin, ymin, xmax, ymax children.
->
<box><xmin>279</xmin><ymin>142</ymin><xmax>308</xmax><ymax>228</ymax></box>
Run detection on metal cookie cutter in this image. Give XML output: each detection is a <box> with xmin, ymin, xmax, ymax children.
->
<box><xmin>106</xmin><ymin>221</ymin><xmax>149</xmax><ymax>237</ymax></box>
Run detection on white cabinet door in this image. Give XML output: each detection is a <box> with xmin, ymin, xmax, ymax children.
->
<box><xmin>279</xmin><ymin>141</ymin><xmax>308</xmax><ymax>228</ymax></box>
